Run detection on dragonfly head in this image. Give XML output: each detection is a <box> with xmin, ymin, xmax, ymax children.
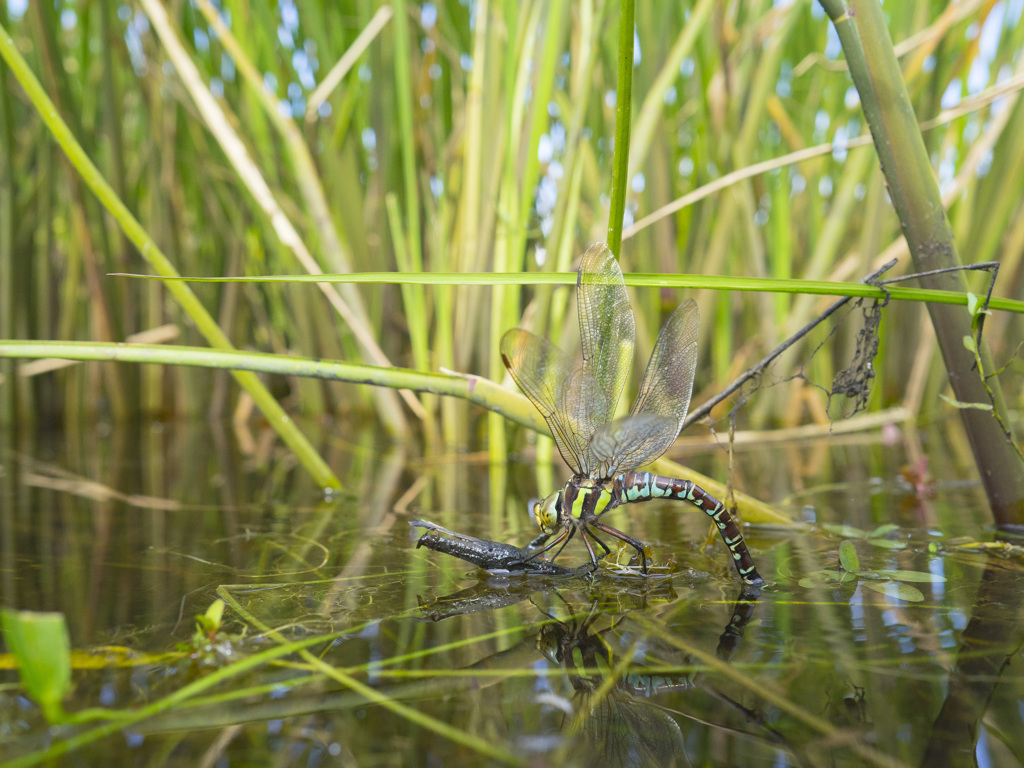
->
<box><xmin>530</xmin><ymin>491</ymin><xmax>562</xmax><ymax>534</ymax></box>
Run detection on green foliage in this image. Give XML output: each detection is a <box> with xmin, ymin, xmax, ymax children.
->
<box><xmin>1</xmin><ymin>609</ymin><xmax>73</xmax><ymax>723</ymax></box>
<box><xmin>822</xmin><ymin>523</ymin><xmax>906</xmax><ymax>550</ymax></box>
<box><xmin>951</xmin><ymin>291</ymin><xmax>1024</xmax><ymax>462</ymax></box>
<box><xmin>838</xmin><ymin>540</ymin><xmax>860</xmax><ymax>572</ymax></box>
<box><xmin>1</xmin><ymin>1</ymin><xmax>1021</xmax><ymax>443</ymax></box>
<box><xmin>801</xmin><ymin>527</ymin><xmax>946</xmax><ymax>603</ymax></box>
<box><xmin>176</xmin><ymin>599</ymin><xmax>247</xmax><ymax>669</ymax></box>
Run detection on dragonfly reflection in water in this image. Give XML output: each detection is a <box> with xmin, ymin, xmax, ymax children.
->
<box><xmin>531</xmin><ymin>593</ymin><xmax>763</xmax><ymax>768</ymax></box>
<box><xmin>501</xmin><ymin>243</ymin><xmax>763</xmax><ymax>584</ymax></box>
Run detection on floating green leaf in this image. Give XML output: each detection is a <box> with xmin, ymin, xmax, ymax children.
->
<box><xmin>822</xmin><ymin>524</ymin><xmax>867</xmax><ymax>539</ymax></box>
<box><xmin>866</xmin><ymin>539</ymin><xmax>908</xmax><ymax>550</ymax></box>
<box><xmin>839</xmin><ymin>541</ymin><xmax>861</xmax><ymax>573</ymax></box>
<box><xmin>196</xmin><ymin>599</ymin><xmax>227</xmax><ymax>636</ymax></box>
<box><xmin>872</xmin><ymin>570</ymin><xmax>946</xmax><ymax>583</ymax></box>
<box><xmin>862</xmin><ymin>581</ymin><xmax>925</xmax><ymax>602</ymax></box>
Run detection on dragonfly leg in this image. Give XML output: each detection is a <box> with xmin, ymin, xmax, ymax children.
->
<box><xmin>527</xmin><ymin>530</ymin><xmax>552</xmax><ymax>550</ymax></box>
<box><xmin>590</xmin><ymin>520</ymin><xmax>648</xmax><ymax>575</ymax></box>
<box><xmin>522</xmin><ymin>526</ymin><xmax>575</xmax><ymax>565</ymax></box>
<box><xmin>577</xmin><ymin>526</ymin><xmax>613</xmax><ymax>573</ymax></box>
<box><xmin>588</xmin><ymin>530</ymin><xmax>613</xmax><ymax>560</ymax></box>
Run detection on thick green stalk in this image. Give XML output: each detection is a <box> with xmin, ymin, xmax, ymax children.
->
<box><xmin>0</xmin><ymin>5</ymin><xmax>13</xmax><ymax>428</ymax></box>
<box><xmin>109</xmin><ymin>271</ymin><xmax>1024</xmax><ymax>313</ymax></box>
<box><xmin>489</xmin><ymin>0</ymin><xmax>536</xmax><ymax>524</ymax></box>
<box><xmin>389</xmin><ymin>0</ymin><xmax>429</xmax><ymax>374</ymax></box>
<box><xmin>0</xmin><ymin>341</ymin><xmax>544</xmax><ymax>434</ymax></box>
<box><xmin>820</xmin><ymin>0</ymin><xmax>1024</xmax><ymax>523</ymax></box>
<box><xmin>606</xmin><ymin>0</ymin><xmax>635</xmax><ymax>257</ymax></box>
<box><xmin>0</xmin><ymin>20</ymin><xmax>341</xmax><ymax>490</ymax></box>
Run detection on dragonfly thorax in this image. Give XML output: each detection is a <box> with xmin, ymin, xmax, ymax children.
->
<box><xmin>530</xmin><ymin>476</ymin><xmax>619</xmax><ymax>536</ymax></box>
<box><xmin>561</xmin><ymin>478</ymin><xmax>616</xmax><ymax>526</ymax></box>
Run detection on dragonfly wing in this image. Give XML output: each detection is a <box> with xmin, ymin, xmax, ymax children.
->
<box><xmin>632</xmin><ymin>298</ymin><xmax>698</xmax><ymax>426</ymax></box>
<box><xmin>576</xmin><ymin>243</ymin><xmax>636</xmax><ymax>446</ymax></box>
<box><xmin>501</xmin><ymin>328</ymin><xmax>604</xmax><ymax>475</ymax></box>
<box><xmin>590</xmin><ymin>299</ymin><xmax>700</xmax><ymax>475</ymax></box>
<box><xmin>588</xmin><ymin>413</ymin><xmax>680</xmax><ymax>477</ymax></box>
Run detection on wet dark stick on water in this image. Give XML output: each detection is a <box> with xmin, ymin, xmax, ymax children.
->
<box><xmin>412</xmin><ymin>521</ymin><xmax>576</xmax><ymax>575</ymax></box>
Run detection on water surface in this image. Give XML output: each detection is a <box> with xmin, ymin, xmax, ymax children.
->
<box><xmin>2</xmin><ymin>417</ymin><xmax>1022</xmax><ymax>767</ymax></box>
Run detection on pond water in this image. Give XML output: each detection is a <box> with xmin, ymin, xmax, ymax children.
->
<box><xmin>2</xmin><ymin>417</ymin><xmax>1023</xmax><ymax>767</ymax></box>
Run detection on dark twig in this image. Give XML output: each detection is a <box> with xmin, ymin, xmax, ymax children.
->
<box><xmin>683</xmin><ymin>259</ymin><xmax>898</xmax><ymax>431</ymax></box>
<box><xmin>685</xmin><ymin>259</ymin><xmax>1002</xmax><ymax>432</ymax></box>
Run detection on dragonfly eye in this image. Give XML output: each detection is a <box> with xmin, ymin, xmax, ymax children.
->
<box><xmin>531</xmin><ymin>492</ymin><xmax>561</xmax><ymax>534</ymax></box>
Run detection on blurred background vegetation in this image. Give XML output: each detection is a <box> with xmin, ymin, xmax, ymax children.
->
<box><xmin>2</xmin><ymin>0</ymin><xmax>1023</xmax><ymax>458</ymax></box>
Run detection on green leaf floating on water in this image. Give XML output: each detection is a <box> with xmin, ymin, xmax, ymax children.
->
<box><xmin>872</xmin><ymin>569</ymin><xmax>946</xmax><ymax>583</ymax></box>
<box><xmin>799</xmin><ymin>571</ymin><xmax>857</xmax><ymax>588</ymax></box>
<box><xmin>822</xmin><ymin>524</ymin><xmax>867</xmax><ymax>539</ymax></box>
<box><xmin>867</xmin><ymin>539</ymin><xmax>908</xmax><ymax>550</ymax></box>
<box><xmin>822</xmin><ymin>523</ymin><xmax>907</xmax><ymax>550</ymax></box>
<box><xmin>862</xmin><ymin>581</ymin><xmax>925</xmax><ymax>602</ymax></box>
<box><xmin>1</xmin><ymin>609</ymin><xmax>72</xmax><ymax>723</ymax></box>
<box><xmin>839</xmin><ymin>541</ymin><xmax>861</xmax><ymax>573</ymax></box>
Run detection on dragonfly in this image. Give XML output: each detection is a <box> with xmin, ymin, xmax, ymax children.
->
<box><xmin>501</xmin><ymin>243</ymin><xmax>763</xmax><ymax>585</ymax></box>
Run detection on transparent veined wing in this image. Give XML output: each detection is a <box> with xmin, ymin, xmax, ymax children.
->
<box><xmin>587</xmin><ymin>413</ymin><xmax>679</xmax><ymax>479</ymax></box>
<box><xmin>589</xmin><ymin>298</ymin><xmax>699</xmax><ymax>476</ymax></box>
<box><xmin>576</xmin><ymin>243</ymin><xmax>635</xmax><ymax>447</ymax></box>
<box><xmin>501</xmin><ymin>328</ymin><xmax>607</xmax><ymax>476</ymax></box>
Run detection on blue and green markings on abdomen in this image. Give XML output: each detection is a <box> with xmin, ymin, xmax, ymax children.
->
<box><xmin>613</xmin><ymin>471</ymin><xmax>763</xmax><ymax>583</ymax></box>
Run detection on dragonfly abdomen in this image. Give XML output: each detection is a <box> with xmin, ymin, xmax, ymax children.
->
<box><xmin>613</xmin><ymin>471</ymin><xmax>764</xmax><ymax>585</ymax></box>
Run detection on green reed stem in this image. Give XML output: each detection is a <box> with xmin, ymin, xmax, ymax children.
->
<box><xmin>0</xmin><ymin>340</ymin><xmax>545</xmax><ymax>435</ymax></box>
<box><xmin>0</xmin><ymin>5</ymin><xmax>13</xmax><ymax>428</ymax></box>
<box><xmin>0</xmin><ymin>19</ymin><xmax>341</xmax><ymax>490</ymax></box>
<box><xmin>606</xmin><ymin>0</ymin><xmax>635</xmax><ymax>257</ymax></box>
<box><xmin>107</xmin><ymin>271</ymin><xmax>1024</xmax><ymax>314</ymax></box>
